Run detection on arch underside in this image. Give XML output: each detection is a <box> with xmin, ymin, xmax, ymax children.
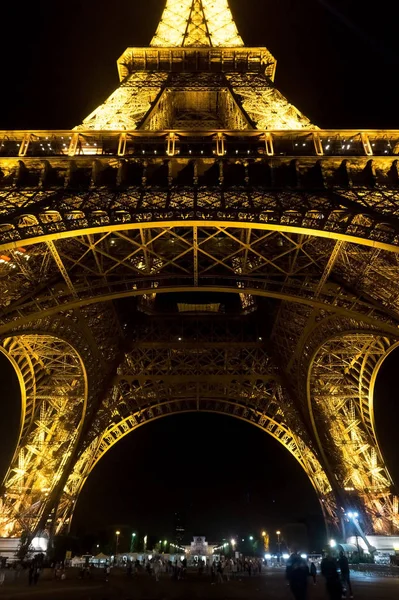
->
<box><xmin>0</xmin><ymin>333</ymin><xmax>88</xmax><ymax>538</ymax></box>
<box><xmin>308</xmin><ymin>333</ymin><xmax>399</xmax><ymax>534</ymax></box>
<box><xmin>0</xmin><ymin>191</ymin><xmax>398</xmax><ymax>538</ymax></box>
<box><xmin>59</xmin><ymin>398</ymin><xmax>335</xmax><ymax>535</ymax></box>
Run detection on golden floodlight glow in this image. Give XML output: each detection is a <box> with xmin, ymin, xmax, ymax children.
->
<box><xmin>151</xmin><ymin>0</ymin><xmax>244</xmax><ymax>48</ymax></box>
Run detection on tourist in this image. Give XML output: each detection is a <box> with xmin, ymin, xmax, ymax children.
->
<box><xmin>232</xmin><ymin>559</ymin><xmax>238</xmax><ymax>578</ymax></box>
<box><xmin>310</xmin><ymin>561</ymin><xmax>317</xmax><ymax>585</ymax></box>
<box><xmin>153</xmin><ymin>558</ymin><xmax>161</xmax><ymax>582</ymax></box>
<box><xmin>225</xmin><ymin>558</ymin><xmax>232</xmax><ymax>582</ymax></box>
<box><xmin>176</xmin><ymin>557</ymin><xmax>183</xmax><ymax>580</ymax></box>
<box><xmin>104</xmin><ymin>565</ymin><xmax>111</xmax><ymax>582</ymax></box>
<box><xmin>217</xmin><ymin>560</ymin><xmax>224</xmax><ymax>583</ymax></box>
<box><xmin>321</xmin><ymin>552</ymin><xmax>342</xmax><ymax>600</ymax></box>
<box><xmin>28</xmin><ymin>564</ymin><xmax>35</xmax><ymax>586</ymax></box>
<box><xmin>286</xmin><ymin>551</ymin><xmax>309</xmax><ymax>600</ymax></box>
<box><xmin>338</xmin><ymin>551</ymin><xmax>353</xmax><ymax>599</ymax></box>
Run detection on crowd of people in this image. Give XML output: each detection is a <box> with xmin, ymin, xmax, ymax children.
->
<box><xmin>121</xmin><ymin>555</ymin><xmax>264</xmax><ymax>583</ymax></box>
<box><xmin>286</xmin><ymin>550</ymin><xmax>353</xmax><ymax>600</ymax></box>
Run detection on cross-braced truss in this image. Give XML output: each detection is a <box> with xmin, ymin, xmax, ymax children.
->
<box><xmin>308</xmin><ymin>333</ymin><xmax>399</xmax><ymax>534</ymax></box>
<box><xmin>55</xmin><ymin>316</ymin><xmax>335</xmax><ymax>534</ymax></box>
<box><xmin>1</xmin><ymin>0</ymin><xmax>399</xmax><ymax>542</ymax></box>
<box><xmin>0</xmin><ymin>334</ymin><xmax>87</xmax><ymax>537</ymax></box>
<box><xmin>151</xmin><ymin>0</ymin><xmax>244</xmax><ymax>48</ymax></box>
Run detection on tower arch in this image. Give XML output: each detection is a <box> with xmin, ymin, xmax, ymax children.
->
<box><xmin>0</xmin><ymin>0</ymin><xmax>398</xmax><ymax>543</ymax></box>
<box><xmin>307</xmin><ymin>331</ymin><xmax>399</xmax><ymax>535</ymax></box>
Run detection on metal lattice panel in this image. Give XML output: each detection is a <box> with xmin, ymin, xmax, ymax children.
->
<box><xmin>308</xmin><ymin>333</ymin><xmax>399</xmax><ymax>535</ymax></box>
<box><xmin>55</xmin><ymin>315</ymin><xmax>336</xmax><ymax>534</ymax></box>
<box><xmin>0</xmin><ymin>334</ymin><xmax>87</xmax><ymax>537</ymax></box>
<box><xmin>151</xmin><ymin>0</ymin><xmax>244</xmax><ymax>48</ymax></box>
<box><xmin>1</xmin><ymin>0</ymin><xmax>399</xmax><ymax>542</ymax></box>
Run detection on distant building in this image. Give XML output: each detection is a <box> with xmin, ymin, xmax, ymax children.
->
<box><xmin>184</xmin><ymin>536</ymin><xmax>216</xmax><ymax>561</ymax></box>
<box><xmin>174</xmin><ymin>512</ymin><xmax>185</xmax><ymax>544</ymax></box>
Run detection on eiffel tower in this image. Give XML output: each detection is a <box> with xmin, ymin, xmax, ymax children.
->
<box><xmin>1</xmin><ymin>0</ymin><xmax>399</xmax><ymax>544</ymax></box>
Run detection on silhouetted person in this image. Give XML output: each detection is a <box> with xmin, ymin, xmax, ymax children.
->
<box><xmin>321</xmin><ymin>553</ymin><xmax>342</xmax><ymax>600</ymax></box>
<box><xmin>286</xmin><ymin>552</ymin><xmax>309</xmax><ymax>600</ymax></box>
<box><xmin>338</xmin><ymin>551</ymin><xmax>353</xmax><ymax>598</ymax></box>
<box><xmin>310</xmin><ymin>561</ymin><xmax>317</xmax><ymax>584</ymax></box>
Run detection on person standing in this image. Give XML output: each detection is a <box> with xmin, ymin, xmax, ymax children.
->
<box><xmin>338</xmin><ymin>551</ymin><xmax>353</xmax><ymax>599</ymax></box>
<box><xmin>28</xmin><ymin>565</ymin><xmax>35</xmax><ymax>586</ymax></box>
<box><xmin>286</xmin><ymin>552</ymin><xmax>309</xmax><ymax>600</ymax></box>
<box><xmin>321</xmin><ymin>553</ymin><xmax>342</xmax><ymax>600</ymax></box>
<box><xmin>153</xmin><ymin>558</ymin><xmax>161</xmax><ymax>582</ymax></box>
<box><xmin>232</xmin><ymin>559</ymin><xmax>238</xmax><ymax>579</ymax></box>
<box><xmin>217</xmin><ymin>560</ymin><xmax>224</xmax><ymax>584</ymax></box>
<box><xmin>310</xmin><ymin>561</ymin><xmax>317</xmax><ymax>585</ymax></box>
<box><xmin>225</xmin><ymin>559</ymin><xmax>232</xmax><ymax>582</ymax></box>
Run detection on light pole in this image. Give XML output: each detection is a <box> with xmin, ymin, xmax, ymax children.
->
<box><xmin>130</xmin><ymin>532</ymin><xmax>136</xmax><ymax>553</ymax></box>
<box><xmin>348</xmin><ymin>511</ymin><xmax>361</xmax><ymax>556</ymax></box>
<box><xmin>276</xmin><ymin>531</ymin><xmax>281</xmax><ymax>561</ymax></box>
<box><xmin>115</xmin><ymin>530</ymin><xmax>121</xmax><ymax>559</ymax></box>
<box><xmin>231</xmin><ymin>539</ymin><xmax>236</xmax><ymax>555</ymax></box>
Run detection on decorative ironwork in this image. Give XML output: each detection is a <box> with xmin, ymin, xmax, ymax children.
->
<box><xmin>0</xmin><ymin>0</ymin><xmax>398</xmax><ymax>541</ymax></box>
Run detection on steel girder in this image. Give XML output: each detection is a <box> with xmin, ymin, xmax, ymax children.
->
<box><xmin>0</xmin><ymin>334</ymin><xmax>87</xmax><ymax>537</ymax></box>
<box><xmin>308</xmin><ymin>333</ymin><xmax>399</xmax><ymax>535</ymax></box>
<box><xmin>1</xmin><ymin>0</ymin><xmax>399</xmax><ymax>541</ymax></box>
<box><xmin>0</xmin><ymin>222</ymin><xmax>399</xmax><ymax>334</ymax></box>
<box><xmin>0</xmin><ymin>306</ymin><xmax>122</xmax><ymax>538</ymax></box>
<box><xmin>54</xmin><ymin>315</ymin><xmax>336</xmax><ymax>535</ymax></box>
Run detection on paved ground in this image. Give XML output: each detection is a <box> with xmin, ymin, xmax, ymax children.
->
<box><xmin>0</xmin><ymin>569</ymin><xmax>399</xmax><ymax>599</ymax></box>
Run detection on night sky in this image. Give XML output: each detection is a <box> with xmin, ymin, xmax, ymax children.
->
<box><xmin>1</xmin><ymin>0</ymin><xmax>399</xmax><ymax>551</ymax></box>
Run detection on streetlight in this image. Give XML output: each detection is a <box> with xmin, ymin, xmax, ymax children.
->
<box><xmin>115</xmin><ymin>530</ymin><xmax>121</xmax><ymax>557</ymax></box>
<box><xmin>130</xmin><ymin>532</ymin><xmax>136</xmax><ymax>553</ymax></box>
<box><xmin>347</xmin><ymin>511</ymin><xmax>360</xmax><ymax>555</ymax></box>
<box><xmin>276</xmin><ymin>531</ymin><xmax>281</xmax><ymax>560</ymax></box>
<box><xmin>329</xmin><ymin>539</ymin><xmax>337</xmax><ymax>549</ymax></box>
<box><xmin>231</xmin><ymin>539</ymin><xmax>236</xmax><ymax>553</ymax></box>
<box><xmin>249</xmin><ymin>536</ymin><xmax>254</xmax><ymax>541</ymax></box>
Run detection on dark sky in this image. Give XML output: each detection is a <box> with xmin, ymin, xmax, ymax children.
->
<box><xmin>1</xmin><ymin>0</ymin><xmax>399</xmax><ymax>130</ymax></box>
<box><xmin>1</xmin><ymin>0</ymin><xmax>399</xmax><ymax>551</ymax></box>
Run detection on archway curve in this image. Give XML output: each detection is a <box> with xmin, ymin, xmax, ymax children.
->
<box><xmin>0</xmin><ymin>220</ymin><xmax>398</xmax><ymax>336</ymax></box>
<box><xmin>0</xmin><ymin>346</ymin><xmax>29</xmax><ymax>457</ymax></box>
<box><xmin>368</xmin><ymin>339</ymin><xmax>399</xmax><ymax>451</ymax></box>
<box><xmin>306</xmin><ymin>330</ymin><xmax>399</xmax><ymax>534</ymax></box>
<box><xmin>61</xmin><ymin>398</ymin><xmax>336</xmax><ymax>536</ymax></box>
<box><xmin>1</xmin><ymin>219</ymin><xmax>399</xmax><ymax>254</ymax></box>
<box><xmin>0</xmin><ymin>287</ymin><xmax>397</xmax><ymax>338</ymax></box>
<box><xmin>0</xmin><ymin>332</ymin><xmax>90</xmax><ymax>538</ymax></box>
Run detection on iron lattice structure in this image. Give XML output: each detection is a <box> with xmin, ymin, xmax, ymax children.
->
<box><xmin>0</xmin><ymin>0</ymin><xmax>399</xmax><ymax>540</ymax></box>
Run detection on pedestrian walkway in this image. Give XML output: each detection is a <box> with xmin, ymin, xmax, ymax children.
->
<box><xmin>0</xmin><ymin>568</ymin><xmax>398</xmax><ymax>600</ymax></box>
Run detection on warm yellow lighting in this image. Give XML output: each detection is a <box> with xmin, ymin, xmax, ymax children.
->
<box><xmin>262</xmin><ymin>531</ymin><xmax>266</xmax><ymax>537</ymax></box>
<box><xmin>276</xmin><ymin>531</ymin><xmax>281</xmax><ymax>535</ymax></box>
<box><xmin>151</xmin><ymin>0</ymin><xmax>244</xmax><ymax>48</ymax></box>
<box><xmin>116</xmin><ymin>530</ymin><xmax>120</xmax><ymax>535</ymax></box>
